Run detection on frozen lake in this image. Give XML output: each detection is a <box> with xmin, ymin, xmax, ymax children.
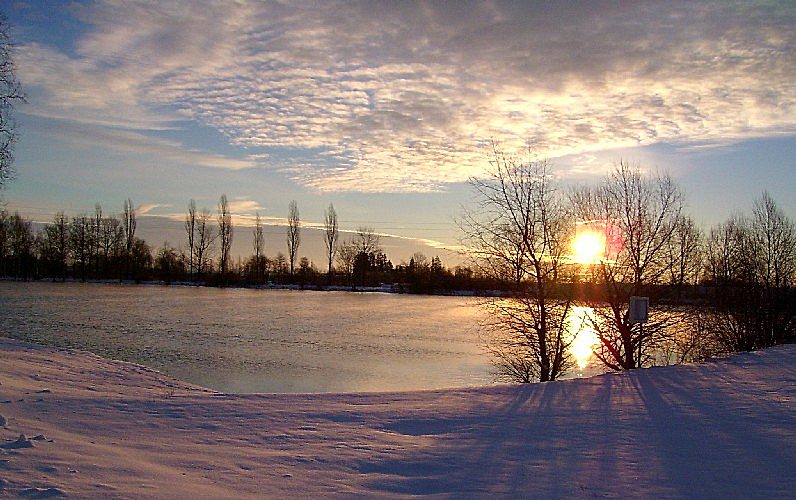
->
<box><xmin>0</xmin><ymin>281</ymin><xmax>496</xmax><ymax>393</ymax></box>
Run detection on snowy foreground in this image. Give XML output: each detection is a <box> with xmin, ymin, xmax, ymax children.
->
<box><xmin>0</xmin><ymin>338</ymin><xmax>794</xmax><ymax>498</ymax></box>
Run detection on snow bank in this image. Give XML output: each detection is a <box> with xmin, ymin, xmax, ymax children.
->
<box><xmin>0</xmin><ymin>337</ymin><xmax>793</xmax><ymax>498</ymax></box>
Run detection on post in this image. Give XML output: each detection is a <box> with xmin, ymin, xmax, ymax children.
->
<box><xmin>629</xmin><ymin>296</ymin><xmax>649</xmax><ymax>367</ymax></box>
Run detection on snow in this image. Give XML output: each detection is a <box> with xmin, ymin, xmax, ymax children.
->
<box><xmin>0</xmin><ymin>337</ymin><xmax>793</xmax><ymax>498</ymax></box>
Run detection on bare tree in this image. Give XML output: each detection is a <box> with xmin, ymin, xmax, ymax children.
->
<box><xmin>100</xmin><ymin>214</ymin><xmax>123</xmax><ymax>277</ymax></box>
<box><xmin>570</xmin><ymin>161</ymin><xmax>685</xmax><ymax>370</ymax></box>
<box><xmin>750</xmin><ymin>192</ymin><xmax>796</xmax><ymax>291</ymax></box>
<box><xmin>70</xmin><ymin>214</ymin><xmax>91</xmax><ymax>281</ymax></box>
<box><xmin>349</xmin><ymin>226</ymin><xmax>383</xmax><ymax>287</ymax></box>
<box><xmin>252</xmin><ymin>211</ymin><xmax>265</xmax><ymax>283</ymax></box>
<box><xmin>704</xmin><ymin>216</ymin><xmax>760</xmax><ymax>352</ymax></box>
<box><xmin>705</xmin><ymin>215</ymin><xmax>749</xmax><ymax>285</ymax></box>
<box><xmin>185</xmin><ymin>199</ymin><xmax>197</xmax><ymax>280</ymax></box>
<box><xmin>0</xmin><ymin>14</ymin><xmax>24</xmax><ymax>190</ymax></box>
<box><xmin>123</xmin><ymin>198</ymin><xmax>137</xmax><ymax>280</ymax></box>
<box><xmin>666</xmin><ymin>214</ymin><xmax>703</xmax><ymax>287</ymax></box>
<box><xmin>195</xmin><ymin>208</ymin><xmax>216</xmax><ymax>278</ymax></box>
<box><xmin>217</xmin><ymin>194</ymin><xmax>233</xmax><ymax>276</ymax></box>
<box><xmin>0</xmin><ymin>210</ymin><xmax>7</xmax><ymax>274</ymax></box>
<box><xmin>353</xmin><ymin>226</ymin><xmax>381</xmax><ymax>255</ymax></box>
<box><xmin>40</xmin><ymin>211</ymin><xmax>70</xmax><ymax>280</ymax></box>
<box><xmin>460</xmin><ymin>145</ymin><xmax>576</xmax><ymax>382</ymax></box>
<box><xmin>410</xmin><ymin>252</ymin><xmax>429</xmax><ymax>270</ymax></box>
<box><xmin>335</xmin><ymin>239</ymin><xmax>357</xmax><ymax>282</ymax></box>
<box><xmin>286</xmin><ymin>200</ymin><xmax>300</xmax><ymax>276</ymax></box>
<box><xmin>704</xmin><ymin>192</ymin><xmax>796</xmax><ymax>351</ymax></box>
<box><xmin>93</xmin><ymin>203</ymin><xmax>103</xmax><ymax>276</ymax></box>
<box><xmin>324</xmin><ymin>203</ymin><xmax>338</xmax><ymax>282</ymax></box>
<box><xmin>6</xmin><ymin>211</ymin><xmax>33</xmax><ymax>278</ymax></box>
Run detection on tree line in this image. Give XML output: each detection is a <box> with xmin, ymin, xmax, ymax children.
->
<box><xmin>0</xmin><ymin>197</ymin><xmax>486</xmax><ymax>293</ymax></box>
<box><xmin>1</xmin><ymin>199</ymin><xmax>149</xmax><ymax>282</ymax></box>
<box><xmin>461</xmin><ymin>145</ymin><xmax>795</xmax><ymax>383</ymax></box>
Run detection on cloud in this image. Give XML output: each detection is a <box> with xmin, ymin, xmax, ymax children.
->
<box><xmin>31</xmin><ymin>117</ymin><xmax>259</xmax><ymax>170</ymax></box>
<box><xmin>15</xmin><ymin>0</ymin><xmax>796</xmax><ymax>191</ymax></box>
<box><xmin>16</xmin><ymin>42</ymin><xmax>179</xmax><ymax>130</ymax></box>
<box><xmin>226</xmin><ymin>199</ymin><xmax>264</xmax><ymax>216</ymax></box>
<box><xmin>136</xmin><ymin>203</ymin><xmax>169</xmax><ymax>215</ymax></box>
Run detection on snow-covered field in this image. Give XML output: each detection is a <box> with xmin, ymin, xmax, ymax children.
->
<box><xmin>0</xmin><ymin>337</ymin><xmax>793</xmax><ymax>498</ymax></box>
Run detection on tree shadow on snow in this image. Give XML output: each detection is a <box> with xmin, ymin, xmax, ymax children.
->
<box><xmin>359</xmin><ymin>378</ymin><xmax>623</xmax><ymax>497</ymax></box>
<box><xmin>630</xmin><ymin>368</ymin><xmax>795</xmax><ymax>498</ymax></box>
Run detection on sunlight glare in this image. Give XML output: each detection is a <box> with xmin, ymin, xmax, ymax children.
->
<box><xmin>568</xmin><ymin>306</ymin><xmax>600</xmax><ymax>370</ymax></box>
<box><xmin>572</xmin><ymin>231</ymin><xmax>606</xmax><ymax>264</ymax></box>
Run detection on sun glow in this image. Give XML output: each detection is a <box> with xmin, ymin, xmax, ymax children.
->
<box><xmin>572</xmin><ymin>231</ymin><xmax>606</xmax><ymax>264</ymax></box>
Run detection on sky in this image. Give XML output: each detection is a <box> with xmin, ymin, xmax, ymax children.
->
<box><xmin>2</xmin><ymin>0</ymin><xmax>795</xmax><ymax>265</ymax></box>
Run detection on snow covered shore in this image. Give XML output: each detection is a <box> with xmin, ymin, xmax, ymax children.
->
<box><xmin>0</xmin><ymin>338</ymin><xmax>793</xmax><ymax>498</ymax></box>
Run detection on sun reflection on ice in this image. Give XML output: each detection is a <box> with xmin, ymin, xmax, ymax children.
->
<box><xmin>567</xmin><ymin>306</ymin><xmax>600</xmax><ymax>370</ymax></box>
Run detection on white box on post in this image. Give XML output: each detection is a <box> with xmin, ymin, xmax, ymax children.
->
<box><xmin>629</xmin><ymin>296</ymin><xmax>649</xmax><ymax>324</ymax></box>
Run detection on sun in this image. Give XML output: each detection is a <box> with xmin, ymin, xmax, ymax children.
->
<box><xmin>572</xmin><ymin>231</ymin><xmax>606</xmax><ymax>264</ymax></box>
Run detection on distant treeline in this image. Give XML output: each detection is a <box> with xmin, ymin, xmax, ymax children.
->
<box><xmin>1</xmin><ymin>193</ymin><xmax>796</xmax><ymax>310</ymax></box>
<box><xmin>0</xmin><ymin>199</ymin><xmax>499</xmax><ymax>293</ymax></box>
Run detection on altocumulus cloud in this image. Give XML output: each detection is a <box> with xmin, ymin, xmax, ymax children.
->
<box><xmin>16</xmin><ymin>0</ymin><xmax>796</xmax><ymax>192</ymax></box>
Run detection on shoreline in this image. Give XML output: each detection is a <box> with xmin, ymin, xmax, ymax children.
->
<box><xmin>0</xmin><ymin>276</ymin><xmax>497</xmax><ymax>298</ymax></box>
<box><xmin>0</xmin><ymin>276</ymin><xmax>722</xmax><ymax>306</ymax></box>
<box><xmin>1</xmin><ymin>337</ymin><xmax>793</xmax><ymax>497</ymax></box>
